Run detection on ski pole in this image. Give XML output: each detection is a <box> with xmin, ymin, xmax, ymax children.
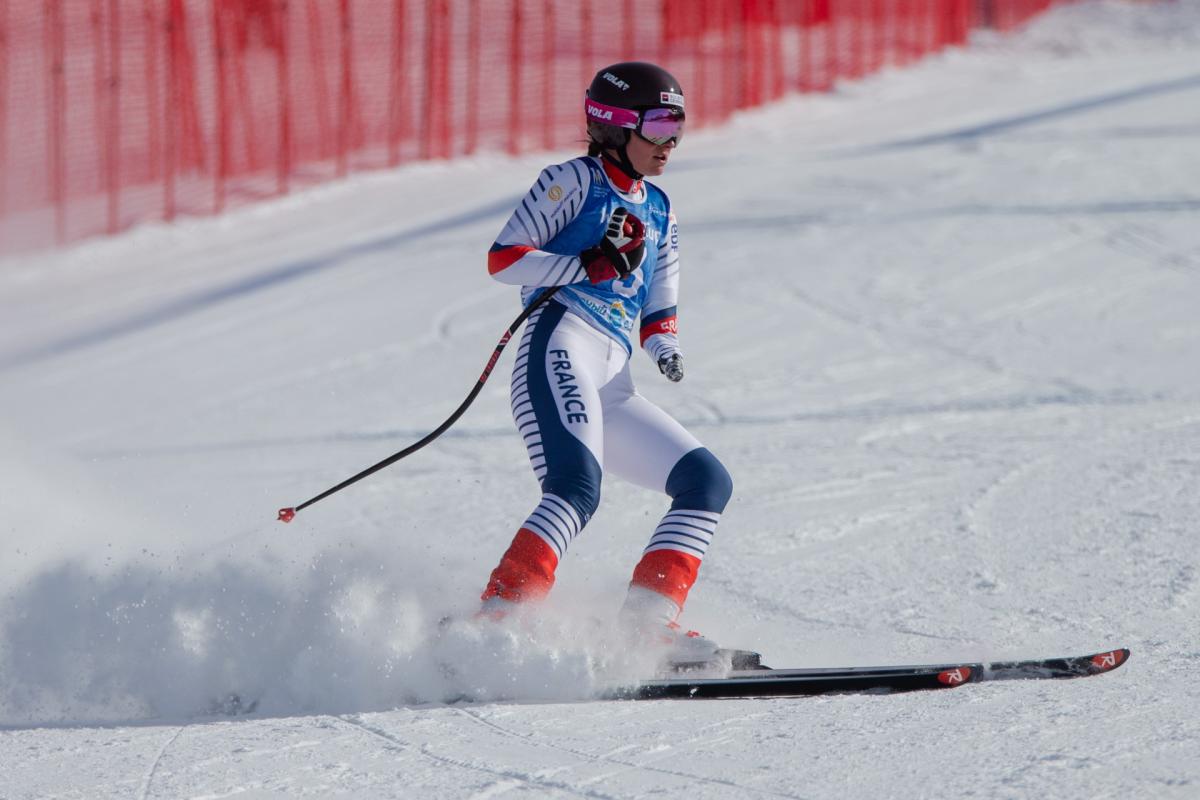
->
<box><xmin>278</xmin><ymin>285</ymin><xmax>562</xmax><ymax>522</ymax></box>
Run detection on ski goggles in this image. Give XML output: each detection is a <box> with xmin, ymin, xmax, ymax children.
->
<box><xmin>585</xmin><ymin>99</ymin><xmax>686</xmax><ymax>146</ymax></box>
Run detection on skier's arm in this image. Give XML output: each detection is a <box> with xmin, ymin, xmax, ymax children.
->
<box><xmin>488</xmin><ymin>162</ymin><xmax>591</xmax><ymax>287</ymax></box>
<box><xmin>641</xmin><ymin>211</ymin><xmax>682</xmax><ymax>381</ymax></box>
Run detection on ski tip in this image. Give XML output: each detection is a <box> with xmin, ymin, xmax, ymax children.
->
<box><xmin>277</xmin><ymin>507</ymin><xmax>296</xmax><ymax>523</ymax></box>
<box><xmin>1088</xmin><ymin>648</ymin><xmax>1130</xmax><ymax>674</ymax></box>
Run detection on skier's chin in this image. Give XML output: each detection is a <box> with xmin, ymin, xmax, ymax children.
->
<box><xmin>643</xmin><ymin>158</ymin><xmax>668</xmax><ymax>176</ymax></box>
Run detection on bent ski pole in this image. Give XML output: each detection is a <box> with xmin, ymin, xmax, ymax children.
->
<box><xmin>278</xmin><ymin>285</ymin><xmax>562</xmax><ymax>522</ymax></box>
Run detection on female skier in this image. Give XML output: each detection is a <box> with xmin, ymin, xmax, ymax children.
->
<box><xmin>479</xmin><ymin>62</ymin><xmax>733</xmax><ymax>662</ymax></box>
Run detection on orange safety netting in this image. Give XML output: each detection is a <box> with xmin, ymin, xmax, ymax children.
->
<box><xmin>0</xmin><ymin>0</ymin><xmax>1066</xmax><ymax>256</ymax></box>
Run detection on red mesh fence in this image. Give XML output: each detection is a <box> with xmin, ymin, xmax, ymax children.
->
<box><xmin>0</xmin><ymin>0</ymin><xmax>1072</xmax><ymax>256</ymax></box>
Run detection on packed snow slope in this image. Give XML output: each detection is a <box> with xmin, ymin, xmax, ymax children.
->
<box><xmin>2</xmin><ymin>2</ymin><xmax>1199</xmax><ymax>797</ymax></box>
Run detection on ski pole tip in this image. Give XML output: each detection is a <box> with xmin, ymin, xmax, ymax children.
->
<box><xmin>277</xmin><ymin>507</ymin><xmax>296</xmax><ymax>523</ymax></box>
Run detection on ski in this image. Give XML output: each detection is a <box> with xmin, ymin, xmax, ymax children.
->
<box><xmin>619</xmin><ymin>647</ymin><xmax>1130</xmax><ymax>700</ymax></box>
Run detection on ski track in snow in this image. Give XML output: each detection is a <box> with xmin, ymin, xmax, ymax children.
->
<box><xmin>448</xmin><ymin>705</ymin><xmax>807</xmax><ymax>799</ymax></box>
<box><xmin>336</xmin><ymin>713</ymin><xmax>620</xmax><ymax>800</ymax></box>
<box><xmin>137</xmin><ymin>725</ymin><xmax>184</xmax><ymax>800</ymax></box>
<box><xmin>2</xmin><ymin>1</ymin><xmax>1200</xmax><ymax>797</ymax></box>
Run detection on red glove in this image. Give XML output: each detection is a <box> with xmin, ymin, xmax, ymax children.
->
<box><xmin>581</xmin><ymin>207</ymin><xmax>647</xmax><ymax>284</ymax></box>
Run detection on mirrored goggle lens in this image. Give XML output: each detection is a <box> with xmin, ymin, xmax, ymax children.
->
<box><xmin>638</xmin><ymin>108</ymin><xmax>685</xmax><ymax>145</ymax></box>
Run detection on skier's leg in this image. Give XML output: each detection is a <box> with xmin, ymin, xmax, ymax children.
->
<box><xmin>624</xmin><ymin>447</ymin><xmax>732</xmax><ymax>623</ymax></box>
<box><xmin>481</xmin><ymin>304</ymin><xmax>610</xmax><ymax>607</ymax></box>
<box><xmin>602</xmin><ymin>369</ymin><xmax>733</xmax><ymax>625</ymax></box>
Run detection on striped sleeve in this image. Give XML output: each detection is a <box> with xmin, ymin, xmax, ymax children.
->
<box><xmin>640</xmin><ymin>210</ymin><xmax>681</xmax><ymax>363</ymax></box>
<box><xmin>488</xmin><ymin>161</ymin><xmax>590</xmax><ymax>287</ymax></box>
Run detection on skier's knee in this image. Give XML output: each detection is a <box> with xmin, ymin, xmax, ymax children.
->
<box><xmin>665</xmin><ymin>447</ymin><xmax>733</xmax><ymax>513</ymax></box>
<box><xmin>543</xmin><ymin>469</ymin><xmax>602</xmax><ymax>524</ymax></box>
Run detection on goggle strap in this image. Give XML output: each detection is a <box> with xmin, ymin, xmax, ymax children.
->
<box><xmin>585</xmin><ymin>98</ymin><xmax>639</xmax><ymax>130</ymax></box>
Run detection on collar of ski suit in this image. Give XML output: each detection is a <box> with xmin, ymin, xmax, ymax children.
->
<box><xmin>601</xmin><ymin>157</ymin><xmax>643</xmax><ymax>194</ymax></box>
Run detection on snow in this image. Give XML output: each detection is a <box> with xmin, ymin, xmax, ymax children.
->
<box><xmin>2</xmin><ymin>1</ymin><xmax>1199</xmax><ymax>796</ymax></box>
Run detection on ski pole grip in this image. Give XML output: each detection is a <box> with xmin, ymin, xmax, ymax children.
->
<box><xmin>278</xmin><ymin>507</ymin><xmax>296</xmax><ymax>523</ymax></box>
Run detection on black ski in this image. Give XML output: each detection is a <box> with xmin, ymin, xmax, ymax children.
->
<box><xmin>620</xmin><ymin>647</ymin><xmax>1129</xmax><ymax>700</ymax></box>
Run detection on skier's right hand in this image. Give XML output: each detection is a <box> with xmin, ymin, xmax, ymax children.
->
<box><xmin>581</xmin><ymin>207</ymin><xmax>646</xmax><ymax>284</ymax></box>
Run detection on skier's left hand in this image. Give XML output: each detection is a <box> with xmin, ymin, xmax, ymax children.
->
<box><xmin>658</xmin><ymin>353</ymin><xmax>684</xmax><ymax>382</ymax></box>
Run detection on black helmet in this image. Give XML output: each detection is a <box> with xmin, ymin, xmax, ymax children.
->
<box><xmin>585</xmin><ymin>62</ymin><xmax>685</xmax><ymax>178</ymax></box>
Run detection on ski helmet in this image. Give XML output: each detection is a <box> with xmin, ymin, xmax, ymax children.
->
<box><xmin>585</xmin><ymin>62</ymin><xmax>685</xmax><ymax>178</ymax></box>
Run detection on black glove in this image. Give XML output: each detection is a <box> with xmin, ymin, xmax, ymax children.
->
<box><xmin>658</xmin><ymin>353</ymin><xmax>684</xmax><ymax>383</ymax></box>
<box><xmin>581</xmin><ymin>207</ymin><xmax>646</xmax><ymax>284</ymax></box>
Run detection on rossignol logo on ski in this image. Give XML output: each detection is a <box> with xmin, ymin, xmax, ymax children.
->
<box><xmin>1090</xmin><ymin>650</ymin><xmax>1126</xmax><ymax>671</ymax></box>
<box><xmin>937</xmin><ymin>667</ymin><xmax>972</xmax><ymax>685</ymax></box>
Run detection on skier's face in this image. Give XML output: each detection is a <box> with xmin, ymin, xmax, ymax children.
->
<box><xmin>625</xmin><ymin>133</ymin><xmax>676</xmax><ymax>177</ymax></box>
